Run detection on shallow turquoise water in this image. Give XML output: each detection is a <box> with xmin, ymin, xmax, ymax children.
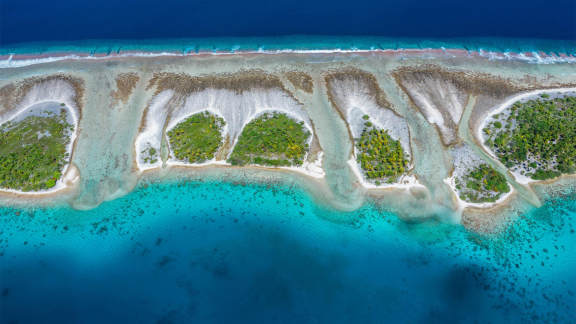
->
<box><xmin>0</xmin><ymin>180</ymin><xmax>574</xmax><ymax>323</ymax></box>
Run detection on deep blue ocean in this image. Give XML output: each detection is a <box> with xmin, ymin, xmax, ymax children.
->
<box><xmin>1</xmin><ymin>0</ymin><xmax>576</xmax><ymax>45</ymax></box>
<box><xmin>0</xmin><ymin>0</ymin><xmax>575</xmax><ymax>54</ymax></box>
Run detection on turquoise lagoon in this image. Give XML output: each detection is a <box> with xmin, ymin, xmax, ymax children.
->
<box><xmin>0</xmin><ymin>179</ymin><xmax>574</xmax><ymax>323</ymax></box>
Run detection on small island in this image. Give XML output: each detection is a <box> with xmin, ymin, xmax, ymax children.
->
<box><xmin>454</xmin><ymin>164</ymin><xmax>510</xmax><ymax>203</ymax></box>
<box><xmin>167</xmin><ymin>111</ymin><xmax>226</xmax><ymax>164</ymax></box>
<box><xmin>482</xmin><ymin>92</ymin><xmax>576</xmax><ymax>182</ymax></box>
<box><xmin>228</xmin><ymin>112</ymin><xmax>311</xmax><ymax>167</ymax></box>
<box><xmin>355</xmin><ymin>115</ymin><xmax>408</xmax><ymax>185</ymax></box>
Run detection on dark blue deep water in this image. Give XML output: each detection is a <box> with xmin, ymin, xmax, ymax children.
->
<box><xmin>0</xmin><ymin>181</ymin><xmax>575</xmax><ymax>323</ymax></box>
<box><xmin>1</xmin><ymin>0</ymin><xmax>575</xmax><ymax>48</ymax></box>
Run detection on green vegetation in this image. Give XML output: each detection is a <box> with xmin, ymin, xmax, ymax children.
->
<box><xmin>455</xmin><ymin>164</ymin><xmax>510</xmax><ymax>203</ymax></box>
<box><xmin>140</xmin><ymin>146</ymin><xmax>158</xmax><ymax>164</ymax></box>
<box><xmin>483</xmin><ymin>95</ymin><xmax>576</xmax><ymax>180</ymax></box>
<box><xmin>228</xmin><ymin>112</ymin><xmax>310</xmax><ymax>167</ymax></box>
<box><xmin>167</xmin><ymin>111</ymin><xmax>225</xmax><ymax>163</ymax></box>
<box><xmin>0</xmin><ymin>108</ymin><xmax>73</xmax><ymax>191</ymax></box>
<box><xmin>356</xmin><ymin>122</ymin><xmax>408</xmax><ymax>184</ymax></box>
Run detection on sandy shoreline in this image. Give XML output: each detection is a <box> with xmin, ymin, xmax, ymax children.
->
<box><xmin>1</xmin><ymin>47</ymin><xmax>576</xmax><ymax>69</ymax></box>
<box><xmin>347</xmin><ymin>159</ymin><xmax>424</xmax><ymax>190</ymax></box>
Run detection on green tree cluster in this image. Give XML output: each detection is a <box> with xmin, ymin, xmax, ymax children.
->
<box><xmin>228</xmin><ymin>112</ymin><xmax>310</xmax><ymax>167</ymax></box>
<box><xmin>141</xmin><ymin>146</ymin><xmax>158</xmax><ymax>164</ymax></box>
<box><xmin>167</xmin><ymin>111</ymin><xmax>225</xmax><ymax>163</ymax></box>
<box><xmin>0</xmin><ymin>108</ymin><xmax>73</xmax><ymax>191</ymax></box>
<box><xmin>483</xmin><ymin>96</ymin><xmax>576</xmax><ymax>180</ymax></box>
<box><xmin>457</xmin><ymin>163</ymin><xmax>510</xmax><ymax>203</ymax></box>
<box><xmin>356</xmin><ymin>123</ymin><xmax>408</xmax><ymax>183</ymax></box>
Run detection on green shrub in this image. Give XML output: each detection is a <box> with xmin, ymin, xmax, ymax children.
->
<box><xmin>457</xmin><ymin>164</ymin><xmax>510</xmax><ymax>203</ymax></box>
<box><xmin>228</xmin><ymin>112</ymin><xmax>310</xmax><ymax>167</ymax></box>
<box><xmin>141</xmin><ymin>146</ymin><xmax>159</xmax><ymax>164</ymax></box>
<box><xmin>167</xmin><ymin>111</ymin><xmax>225</xmax><ymax>164</ymax></box>
<box><xmin>0</xmin><ymin>108</ymin><xmax>73</xmax><ymax>191</ymax></box>
<box><xmin>355</xmin><ymin>123</ymin><xmax>408</xmax><ymax>182</ymax></box>
<box><xmin>483</xmin><ymin>95</ymin><xmax>576</xmax><ymax>180</ymax></box>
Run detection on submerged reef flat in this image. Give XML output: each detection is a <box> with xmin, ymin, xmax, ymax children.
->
<box><xmin>1</xmin><ymin>50</ymin><xmax>576</xmax><ymax>232</ymax></box>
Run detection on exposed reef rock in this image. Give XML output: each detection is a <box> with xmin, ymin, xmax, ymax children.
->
<box><xmin>147</xmin><ymin>70</ymin><xmax>287</xmax><ymax>96</ymax></box>
<box><xmin>111</xmin><ymin>73</ymin><xmax>140</xmax><ymax>105</ymax></box>
<box><xmin>285</xmin><ymin>71</ymin><xmax>314</xmax><ymax>93</ymax></box>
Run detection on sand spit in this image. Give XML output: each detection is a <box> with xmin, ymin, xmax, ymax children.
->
<box><xmin>325</xmin><ymin>69</ymin><xmax>419</xmax><ymax>189</ymax></box>
<box><xmin>0</xmin><ymin>75</ymin><xmax>83</xmax><ymax>195</ymax></box>
<box><xmin>136</xmin><ymin>71</ymin><xmax>324</xmax><ymax>178</ymax></box>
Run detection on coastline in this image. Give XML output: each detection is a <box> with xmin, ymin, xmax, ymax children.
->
<box><xmin>2</xmin><ymin>46</ymin><xmax>576</xmax><ymax>69</ymax></box>
<box><xmin>347</xmin><ymin>158</ymin><xmax>424</xmax><ymax>190</ymax></box>
<box><xmin>0</xmin><ymin>46</ymin><xmax>575</xmax><ymax>232</ymax></box>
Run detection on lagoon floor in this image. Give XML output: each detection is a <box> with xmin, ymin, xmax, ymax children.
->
<box><xmin>0</xmin><ymin>180</ymin><xmax>574</xmax><ymax>323</ymax></box>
